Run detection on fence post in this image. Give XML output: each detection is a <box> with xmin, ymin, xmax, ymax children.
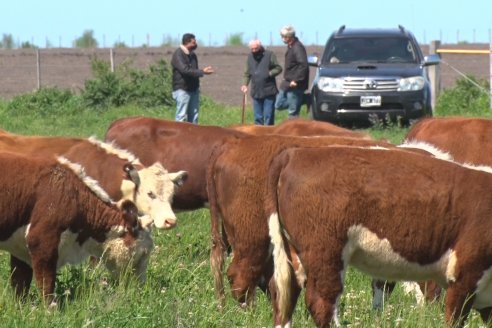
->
<box><xmin>490</xmin><ymin>41</ymin><xmax>492</xmax><ymax>109</ymax></box>
<box><xmin>110</xmin><ymin>48</ymin><xmax>114</xmax><ymax>73</ymax></box>
<box><xmin>428</xmin><ymin>40</ymin><xmax>441</xmax><ymax>112</ymax></box>
<box><xmin>36</xmin><ymin>49</ymin><xmax>41</xmax><ymax>90</ymax></box>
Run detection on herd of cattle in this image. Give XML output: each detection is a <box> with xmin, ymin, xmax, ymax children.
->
<box><xmin>2</xmin><ymin>115</ymin><xmax>492</xmax><ymax>327</ymax></box>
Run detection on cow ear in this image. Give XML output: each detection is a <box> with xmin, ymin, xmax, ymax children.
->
<box><xmin>169</xmin><ymin>170</ymin><xmax>188</xmax><ymax>187</ymax></box>
<box><xmin>123</xmin><ymin>163</ymin><xmax>141</xmax><ymax>188</ymax></box>
<box><xmin>119</xmin><ymin>199</ymin><xmax>139</xmax><ymax>231</ymax></box>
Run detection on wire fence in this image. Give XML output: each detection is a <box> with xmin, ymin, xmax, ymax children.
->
<box><xmin>0</xmin><ymin>43</ymin><xmax>490</xmax><ymax>106</ymax></box>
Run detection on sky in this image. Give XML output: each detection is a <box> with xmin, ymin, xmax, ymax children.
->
<box><xmin>3</xmin><ymin>0</ymin><xmax>491</xmax><ymax>48</ymax></box>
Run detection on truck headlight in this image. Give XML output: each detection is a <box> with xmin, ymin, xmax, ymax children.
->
<box><xmin>317</xmin><ymin>77</ymin><xmax>344</xmax><ymax>92</ymax></box>
<box><xmin>398</xmin><ymin>76</ymin><xmax>425</xmax><ymax>91</ymax></box>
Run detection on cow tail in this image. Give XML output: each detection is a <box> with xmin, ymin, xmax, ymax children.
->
<box><xmin>206</xmin><ymin>144</ymin><xmax>227</xmax><ymax>307</ymax></box>
<box><xmin>266</xmin><ymin>149</ymin><xmax>293</xmax><ymax>324</ymax></box>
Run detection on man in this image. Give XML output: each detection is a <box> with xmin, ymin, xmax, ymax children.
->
<box><xmin>171</xmin><ymin>33</ymin><xmax>214</xmax><ymax>124</ymax></box>
<box><xmin>241</xmin><ymin>39</ymin><xmax>282</xmax><ymax>125</ymax></box>
<box><xmin>275</xmin><ymin>25</ymin><xmax>309</xmax><ymax>118</ymax></box>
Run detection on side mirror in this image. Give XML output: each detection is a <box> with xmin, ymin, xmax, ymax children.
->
<box><xmin>308</xmin><ymin>54</ymin><xmax>319</xmax><ymax>67</ymax></box>
<box><xmin>423</xmin><ymin>54</ymin><xmax>440</xmax><ymax>66</ymax></box>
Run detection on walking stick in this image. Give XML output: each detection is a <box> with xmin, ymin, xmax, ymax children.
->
<box><xmin>241</xmin><ymin>93</ymin><xmax>246</xmax><ymax>124</ymax></box>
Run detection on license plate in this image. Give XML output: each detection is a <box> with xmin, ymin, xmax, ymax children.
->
<box><xmin>360</xmin><ymin>95</ymin><xmax>382</xmax><ymax>107</ymax></box>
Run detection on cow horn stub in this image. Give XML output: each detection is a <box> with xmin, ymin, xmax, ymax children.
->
<box><xmin>123</xmin><ymin>163</ymin><xmax>141</xmax><ymax>189</ymax></box>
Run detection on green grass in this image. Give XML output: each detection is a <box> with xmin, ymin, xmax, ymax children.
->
<box><xmin>0</xmin><ymin>99</ymin><xmax>487</xmax><ymax>327</ymax></box>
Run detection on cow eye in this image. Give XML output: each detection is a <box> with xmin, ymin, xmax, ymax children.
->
<box><xmin>147</xmin><ymin>191</ymin><xmax>157</xmax><ymax>200</ymax></box>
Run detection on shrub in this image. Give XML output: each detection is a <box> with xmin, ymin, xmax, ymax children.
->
<box><xmin>435</xmin><ymin>75</ymin><xmax>491</xmax><ymax>116</ymax></box>
<box><xmin>7</xmin><ymin>87</ymin><xmax>81</xmax><ymax>116</ymax></box>
<box><xmin>82</xmin><ymin>58</ymin><xmax>173</xmax><ymax>109</ymax></box>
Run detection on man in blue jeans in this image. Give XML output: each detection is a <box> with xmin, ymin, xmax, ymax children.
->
<box><xmin>241</xmin><ymin>39</ymin><xmax>282</xmax><ymax>125</ymax></box>
<box><xmin>275</xmin><ymin>25</ymin><xmax>309</xmax><ymax>118</ymax></box>
<box><xmin>171</xmin><ymin>33</ymin><xmax>214</xmax><ymax>124</ymax></box>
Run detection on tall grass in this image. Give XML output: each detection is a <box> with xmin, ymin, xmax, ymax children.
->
<box><xmin>0</xmin><ymin>98</ymin><xmax>488</xmax><ymax>327</ymax></box>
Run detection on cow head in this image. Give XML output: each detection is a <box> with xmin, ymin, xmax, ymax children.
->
<box><xmin>120</xmin><ymin>162</ymin><xmax>187</xmax><ymax>229</ymax></box>
<box><xmin>101</xmin><ymin>200</ymin><xmax>154</xmax><ymax>282</ymax></box>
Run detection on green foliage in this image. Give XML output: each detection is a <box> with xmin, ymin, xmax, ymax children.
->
<box><xmin>225</xmin><ymin>32</ymin><xmax>244</xmax><ymax>46</ymax></box>
<box><xmin>75</xmin><ymin>30</ymin><xmax>98</xmax><ymax>48</ymax></box>
<box><xmin>82</xmin><ymin>57</ymin><xmax>173</xmax><ymax>109</ymax></box>
<box><xmin>20</xmin><ymin>41</ymin><xmax>37</xmax><ymax>49</ymax></box>
<box><xmin>435</xmin><ymin>75</ymin><xmax>491</xmax><ymax>116</ymax></box>
<box><xmin>6</xmin><ymin>87</ymin><xmax>82</xmax><ymax>117</ymax></box>
<box><xmin>113</xmin><ymin>41</ymin><xmax>127</xmax><ymax>48</ymax></box>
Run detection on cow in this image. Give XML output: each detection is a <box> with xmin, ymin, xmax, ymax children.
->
<box><xmin>229</xmin><ymin>118</ymin><xmax>371</xmax><ymax>139</ymax></box>
<box><xmin>266</xmin><ymin>146</ymin><xmax>492</xmax><ymax>327</ymax></box>
<box><xmin>104</xmin><ymin>117</ymin><xmax>246</xmax><ymax>211</ymax></box>
<box><xmin>404</xmin><ymin>116</ymin><xmax>492</xmax><ymax>166</ymax></box>
<box><xmin>207</xmin><ymin>134</ymin><xmax>394</xmax><ymax>307</ymax></box>
<box><xmin>0</xmin><ymin>131</ymin><xmax>188</xmax><ymax>229</ymax></box>
<box><xmin>0</xmin><ymin>152</ymin><xmax>154</xmax><ymax>305</ymax></box>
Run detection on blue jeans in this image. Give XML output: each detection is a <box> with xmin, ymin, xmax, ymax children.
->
<box><xmin>253</xmin><ymin>95</ymin><xmax>276</xmax><ymax>125</ymax></box>
<box><xmin>275</xmin><ymin>89</ymin><xmax>304</xmax><ymax>118</ymax></box>
<box><xmin>173</xmin><ymin>89</ymin><xmax>199</xmax><ymax>124</ymax></box>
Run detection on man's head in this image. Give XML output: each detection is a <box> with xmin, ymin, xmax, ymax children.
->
<box><xmin>182</xmin><ymin>33</ymin><xmax>197</xmax><ymax>51</ymax></box>
<box><xmin>280</xmin><ymin>25</ymin><xmax>296</xmax><ymax>45</ymax></box>
<box><xmin>248</xmin><ymin>39</ymin><xmax>264</xmax><ymax>55</ymax></box>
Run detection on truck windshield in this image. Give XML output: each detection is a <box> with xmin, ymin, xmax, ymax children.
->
<box><xmin>322</xmin><ymin>37</ymin><xmax>418</xmax><ymax>64</ymax></box>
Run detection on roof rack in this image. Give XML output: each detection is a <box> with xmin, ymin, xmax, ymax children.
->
<box><xmin>337</xmin><ymin>25</ymin><xmax>346</xmax><ymax>34</ymax></box>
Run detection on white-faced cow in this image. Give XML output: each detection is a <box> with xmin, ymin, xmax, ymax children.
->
<box><xmin>207</xmin><ymin>135</ymin><xmax>394</xmax><ymax>307</ymax></box>
<box><xmin>0</xmin><ymin>131</ymin><xmax>187</xmax><ymax>229</ymax></box>
<box><xmin>0</xmin><ymin>152</ymin><xmax>154</xmax><ymax>305</ymax></box>
<box><xmin>105</xmin><ymin>117</ymin><xmax>246</xmax><ymax>211</ymax></box>
<box><xmin>267</xmin><ymin>146</ymin><xmax>492</xmax><ymax>327</ymax></box>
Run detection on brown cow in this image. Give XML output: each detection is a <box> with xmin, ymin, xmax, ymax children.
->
<box><xmin>229</xmin><ymin>118</ymin><xmax>371</xmax><ymax>139</ymax></box>
<box><xmin>0</xmin><ymin>152</ymin><xmax>154</xmax><ymax>305</ymax></box>
<box><xmin>105</xmin><ymin>117</ymin><xmax>246</xmax><ymax>211</ymax></box>
<box><xmin>267</xmin><ymin>146</ymin><xmax>492</xmax><ymax>327</ymax></box>
<box><xmin>0</xmin><ymin>131</ymin><xmax>187</xmax><ymax>229</ymax></box>
<box><xmin>404</xmin><ymin>116</ymin><xmax>492</xmax><ymax>166</ymax></box>
<box><xmin>207</xmin><ymin>134</ymin><xmax>393</xmax><ymax>307</ymax></box>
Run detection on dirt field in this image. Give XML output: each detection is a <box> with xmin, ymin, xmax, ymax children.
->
<box><xmin>0</xmin><ymin>44</ymin><xmax>489</xmax><ymax>106</ymax></box>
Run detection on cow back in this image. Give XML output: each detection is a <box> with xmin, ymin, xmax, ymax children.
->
<box><xmin>105</xmin><ymin>117</ymin><xmax>247</xmax><ymax>211</ymax></box>
<box><xmin>405</xmin><ymin>116</ymin><xmax>492</xmax><ymax>166</ymax></box>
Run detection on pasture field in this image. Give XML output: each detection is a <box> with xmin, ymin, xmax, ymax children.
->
<box><xmin>0</xmin><ymin>101</ymin><xmax>487</xmax><ymax>327</ymax></box>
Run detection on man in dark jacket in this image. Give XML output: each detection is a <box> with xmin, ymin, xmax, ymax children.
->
<box><xmin>241</xmin><ymin>39</ymin><xmax>282</xmax><ymax>125</ymax></box>
<box><xmin>275</xmin><ymin>25</ymin><xmax>309</xmax><ymax>118</ymax></box>
<box><xmin>171</xmin><ymin>33</ymin><xmax>214</xmax><ymax>124</ymax></box>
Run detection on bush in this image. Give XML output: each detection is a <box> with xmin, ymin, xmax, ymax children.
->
<box><xmin>82</xmin><ymin>58</ymin><xmax>173</xmax><ymax>109</ymax></box>
<box><xmin>7</xmin><ymin>87</ymin><xmax>82</xmax><ymax>116</ymax></box>
<box><xmin>435</xmin><ymin>75</ymin><xmax>491</xmax><ymax>116</ymax></box>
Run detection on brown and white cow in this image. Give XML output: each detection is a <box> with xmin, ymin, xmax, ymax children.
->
<box><xmin>229</xmin><ymin>118</ymin><xmax>371</xmax><ymax>139</ymax></box>
<box><xmin>0</xmin><ymin>131</ymin><xmax>187</xmax><ymax>229</ymax></box>
<box><xmin>267</xmin><ymin>146</ymin><xmax>492</xmax><ymax>327</ymax></box>
<box><xmin>105</xmin><ymin>117</ymin><xmax>247</xmax><ymax>211</ymax></box>
<box><xmin>0</xmin><ymin>152</ymin><xmax>154</xmax><ymax>305</ymax></box>
<box><xmin>404</xmin><ymin>116</ymin><xmax>492</xmax><ymax>166</ymax></box>
<box><xmin>207</xmin><ymin>134</ymin><xmax>393</xmax><ymax>307</ymax></box>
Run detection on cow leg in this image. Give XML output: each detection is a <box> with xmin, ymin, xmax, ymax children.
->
<box><xmin>227</xmin><ymin>254</ymin><xmax>265</xmax><ymax>306</ymax></box>
<box><xmin>444</xmin><ymin>281</ymin><xmax>476</xmax><ymax>327</ymax></box>
<box><xmin>10</xmin><ymin>255</ymin><xmax>33</xmax><ymax>299</ymax></box>
<box><xmin>371</xmin><ymin>279</ymin><xmax>396</xmax><ymax>310</ymax></box>
<box><xmin>418</xmin><ymin>280</ymin><xmax>442</xmax><ymax>303</ymax></box>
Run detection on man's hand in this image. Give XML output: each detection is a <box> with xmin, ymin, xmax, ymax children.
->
<box><xmin>240</xmin><ymin>85</ymin><xmax>248</xmax><ymax>93</ymax></box>
<box><xmin>289</xmin><ymin>80</ymin><xmax>297</xmax><ymax>88</ymax></box>
<box><xmin>203</xmin><ymin>66</ymin><xmax>214</xmax><ymax>74</ymax></box>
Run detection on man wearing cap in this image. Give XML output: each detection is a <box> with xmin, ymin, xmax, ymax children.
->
<box><xmin>275</xmin><ymin>25</ymin><xmax>309</xmax><ymax>118</ymax></box>
<box><xmin>241</xmin><ymin>39</ymin><xmax>283</xmax><ymax>125</ymax></box>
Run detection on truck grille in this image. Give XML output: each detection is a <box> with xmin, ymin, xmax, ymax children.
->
<box><xmin>343</xmin><ymin>78</ymin><xmax>399</xmax><ymax>92</ymax></box>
